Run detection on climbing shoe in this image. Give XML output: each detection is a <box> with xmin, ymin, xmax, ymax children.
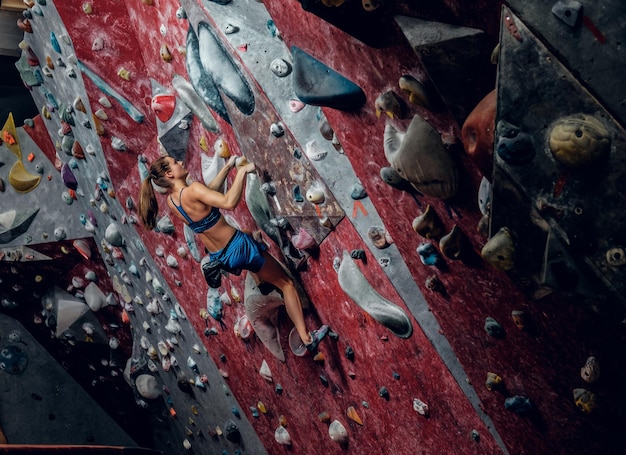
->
<box><xmin>305</xmin><ymin>325</ymin><xmax>330</xmax><ymax>352</ymax></box>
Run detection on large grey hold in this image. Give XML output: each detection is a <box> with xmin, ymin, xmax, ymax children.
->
<box><xmin>384</xmin><ymin>114</ymin><xmax>458</xmax><ymax>199</ymax></box>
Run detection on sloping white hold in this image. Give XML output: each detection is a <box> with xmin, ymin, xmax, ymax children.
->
<box><xmin>105</xmin><ymin>223</ymin><xmax>124</xmax><ymax>246</ymax></box>
<box><xmin>259</xmin><ymin>359</ymin><xmax>272</xmax><ymax>382</ymax></box>
<box><xmin>84</xmin><ymin>282</ymin><xmax>106</xmax><ymax>311</ymax></box>
<box><xmin>165</xmin><ymin>316</ymin><xmax>182</xmax><ymax>334</ymax></box>
<box><xmin>337</xmin><ymin>251</ymin><xmax>413</xmax><ymax>338</ymax></box>
<box><xmin>166</xmin><ymin>254</ymin><xmax>178</xmax><ymax>268</ymax></box>
<box><xmin>136</xmin><ymin>374</ymin><xmax>160</xmax><ymax>399</ymax></box>
<box><xmin>329</xmin><ymin>420</ymin><xmax>348</xmax><ymax>443</ymax></box>
<box><xmin>201</xmin><ymin>153</ymin><xmax>225</xmax><ymax>188</ymax></box>
<box><xmin>54</xmin><ymin>295</ymin><xmax>89</xmax><ymax>338</ymax></box>
<box><xmin>274</xmin><ymin>425</ymin><xmax>291</xmax><ymax>445</ymax></box>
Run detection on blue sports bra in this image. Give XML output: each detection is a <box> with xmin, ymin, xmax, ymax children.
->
<box><xmin>171</xmin><ymin>188</ymin><xmax>221</xmax><ymax>234</ymax></box>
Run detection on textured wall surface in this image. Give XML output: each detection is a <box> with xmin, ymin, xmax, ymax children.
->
<box><xmin>1</xmin><ymin>1</ymin><xmax>625</xmax><ymax>455</ymax></box>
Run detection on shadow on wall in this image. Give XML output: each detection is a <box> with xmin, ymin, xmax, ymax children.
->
<box><xmin>0</xmin><ymin>56</ymin><xmax>38</xmax><ymax>126</ymax></box>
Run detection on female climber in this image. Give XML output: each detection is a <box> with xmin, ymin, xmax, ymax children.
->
<box><xmin>138</xmin><ymin>155</ymin><xmax>328</xmax><ymax>352</ymax></box>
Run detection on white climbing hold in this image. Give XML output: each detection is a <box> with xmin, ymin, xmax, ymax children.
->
<box><xmin>259</xmin><ymin>359</ymin><xmax>272</xmax><ymax>382</ymax></box>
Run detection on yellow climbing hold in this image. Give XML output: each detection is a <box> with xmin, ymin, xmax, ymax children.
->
<box><xmin>117</xmin><ymin>67</ymin><xmax>131</xmax><ymax>81</ymax></box>
<box><xmin>1</xmin><ymin>113</ymin><xmax>21</xmax><ymax>158</ymax></box>
<box><xmin>9</xmin><ymin>161</ymin><xmax>41</xmax><ymax>193</ymax></box>
<box><xmin>160</xmin><ymin>43</ymin><xmax>173</xmax><ymax>62</ymax></box>
<box><xmin>257</xmin><ymin>401</ymin><xmax>267</xmax><ymax>414</ymax></box>
<box><xmin>199</xmin><ymin>135</ymin><xmax>209</xmax><ymax>152</ymax></box>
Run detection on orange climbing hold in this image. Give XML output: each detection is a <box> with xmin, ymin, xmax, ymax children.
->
<box><xmin>2</xmin><ymin>130</ymin><xmax>16</xmax><ymax>145</ymax></box>
<box><xmin>347</xmin><ymin>406</ymin><xmax>363</xmax><ymax>425</ymax></box>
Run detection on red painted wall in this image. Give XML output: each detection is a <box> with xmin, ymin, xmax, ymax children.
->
<box><xmin>9</xmin><ymin>1</ymin><xmax>625</xmax><ymax>454</ymax></box>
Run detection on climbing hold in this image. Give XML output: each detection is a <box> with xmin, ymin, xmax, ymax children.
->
<box><xmin>91</xmin><ymin>114</ymin><xmax>105</xmax><ymax>136</ymax></box>
<box><xmin>329</xmin><ymin>420</ymin><xmax>348</xmax><ymax>444</ymax></box>
<box><xmin>439</xmin><ymin>225</ymin><xmax>463</xmax><ymax>259</ymax></box>
<box><xmin>111</xmin><ymin>137</ymin><xmax>126</xmax><ymax>151</ymax></box>
<box><xmin>367</xmin><ymin>226</ymin><xmax>391</xmax><ymax>249</ymax></box>
<box><xmin>305</xmin><ymin>185</ymin><xmax>325</xmax><ymax>203</ymax></box>
<box><xmin>160</xmin><ymin>43</ymin><xmax>173</xmax><ymax>62</ymax></box>
<box><xmin>17</xmin><ymin>18</ymin><xmax>33</xmax><ymax>33</ymax></box>
<box><xmin>289</xmin><ymin>99</ymin><xmax>305</xmax><ymax>113</ymax></box>
<box><xmin>292</xmin><ymin>46</ymin><xmax>366</xmax><ymax>110</ymax></box>
<box><xmin>573</xmin><ymin>388</ymin><xmax>597</xmax><ymax>413</ymax></box>
<box><xmin>380</xmin><ymin>166</ymin><xmax>407</xmax><ymax>189</ymax></box>
<box><xmin>346</xmin><ymin>406</ymin><xmax>363</xmax><ymax>425</ymax></box>
<box><xmin>117</xmin><ymin>67</ymin><xmax>131</xmax><ymax>81</ymax></box>
<box><xmin>195</xmin><ymin>21</ymin><xmax>255</xmax><ymax>115</ymax></box>
<box><xmin>495</xmin><ymin>120</ymin><xmax>534</xmax><ymax>165</ymax></box>
<box><xmin>105</xmin><ymin>223</ymin><xmax>124</xmax><ymax>247</ymax></box>
<box><xmin>379</xmin><ymin>386</ymin><xmax>390</xmax><ymax>400</ymax></box>
<box><xmin>350</xmin><ymin>182</ymin><xmax>367</xmax><ymax>200</ymax></box>
<box><xmin>338</xmin><ymin>251</ymin><xmax>412</xmax><ymax>338</ymax></box>
<box><xmin>224</xmin><ymin>419</ymin><xmax>240</xmax><ymax>442</ymax></box>
<box><xmin>166</xmin><ymin>255</ymin><xmax>178</xmax><ymax>268</ymax></box>
<box><xmin>270</xmin><ymin>122</ymin><xmax>285</xmax><ymax>137</ymax></box>
<box><xmin>552</xmin><ymin>0</ymin><xmax>583</xmax><ymax>28</ymax></box>
<box><xmin>305</xmin><ymin>140</ymin><xmax>327</xmax><ymax>161</ymax></box>
<box><xmin>320</xmin><ymin>375</ymin><xmax>329</xmax><ymax>387</ymax></box>
<box><xmin>350</xmin><ymin>250</ymin><xmax>366</xmax><ymax>261</ymax></box>
<box><xmin>259</xmin><ymin>359</ymin><xmax>272</xmax><ymax>382</ymax></box>
<box><xmin>485</xmin><ymin>372</ymin><xmax>503</xmax><ymax>391</ymax></box>
<box><xmin>318</xmin><ymin>411</ymin><xmax>331</xmax><ymax>423</ymax></box>
<box><xmin>481</xmin><ymin>227</ymin><xmax>515</xmax><ymax>271</ymax></box>
<box><xmin>510</xmin><ymin>310</ymin><xmax>527</xmax><ymax>330</ymax></box>
<box><xmin>274</xmin><ymin>425</ymin><xmax>291</xmax><ymax>445</ymax></box>
<box><xmin>362</xmin><ymin>0</ymin><xmax>381</xmax><ymax>11</ymax></box>
<box><xmin>257</xmin><ymin>401</ymin><xmax>267</xmax><ymax>413</ymax></box>
<box><xmin>151</xmin><ymin>93</ymin><xmax>177</xmax><ymax>123</ymax></box>
<box><xmin>484</xmin><ymin>317</ymin><xmax>505</xmax><ymax>339</ymax></box>
<box><xmin>313</xmin><ymin>352</ymin><xmax>325</xmax><ymax>364</ymax></box>
<box><xmin>270</xmin><ymin>58</ymin><xmax>291</xmax><ymax>77</ymax></box>
<box><xmin>413</xmin><ymin>398</ymin><xmax>430</xmax><ymax>416</ymax></box>
<box><xmin>156</xmin><ymin>216</ymin><xmax>175</xmax><ymax>233</ymax></box>
<box><xmin>91</xmin><ymin>37</ymin><xmax>104</xmax><ymax>52</ymax></box>
<box><xmin>417</xmin><ymin>242</ymin><xmax>442</xmax><ymax>266</ymax></box>
<box><xmin>580</xmin><ymin>356</ymin><xmax>600</xmax><ymax>383</ymax></box>
<box><xmin>224</xmin><ymin>23</ymin><xmax>238</xmax><ymax>34</ymax></box>
<box><xmin>504</xmin><ymin>395</ymin><xmax>534</xmax><ymax>415</ymax></box>
<box><xmin>412</xmin><ymin>205</ymin><xmax>444</xmax><ymax>240</ymax></box>
<box><xmin>606</xmin><ymin>247</ymin><xmax>626</xmax><ymax>266</ymax></box>
<box><xmin>548</xmin><ymin>114</ymin><xmax>610</xmax><ymax>168</ymax></box>
<box><xmin>398</xmin><ymin>75</ymin><xmax>430</xmax><ymax>108</ymax></box>
<box><xmin>291</xmin><ymin>227</ymin><xmax>316</xmax><ymax>250</ymax></box>
<box><xmin>60</xmin><ymin>163</ymin><xmax>77</xmax><ymax>190</ymax></box>
<box><xmin>375</xmin><ymin>90</ymin><xmax>405</xmax><ymax>119</ymax></box>
<box><xmin>384</xmin><ymin>114</ymin><xmax>458</xmax><ymax>199</ymax></box>
<box><xmin>136</xmin><ymin>374</ymin><xmax>160</xmax><ymax>399</ymax></box>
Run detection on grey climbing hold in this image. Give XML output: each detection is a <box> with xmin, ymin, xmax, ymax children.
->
<box><xmin>338</xmin><ymin>251</ymin><xmax>413</xmax><ymax>338</ymax></box>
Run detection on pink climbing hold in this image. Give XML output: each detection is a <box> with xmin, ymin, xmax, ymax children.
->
<box><xmin>151</xmin><ymin>93</ymin><xmax>177</xmax><ymax>123</ymax></box>
<box><xmin>291</xmin><ymin>227</ymin><xmax>316</xmax><ymax>250</ymax></box>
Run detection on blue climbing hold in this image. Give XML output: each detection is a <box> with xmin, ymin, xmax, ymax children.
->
<box><xmin>291</xmin><ymin>46</ymin><xmax>366</xmax><ymax>111</ymax></box>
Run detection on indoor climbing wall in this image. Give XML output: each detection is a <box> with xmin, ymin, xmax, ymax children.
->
<box><xmin>2</xmin><ymin>0</ymin><xmax>626</xmax><ymax>454</ymax></box>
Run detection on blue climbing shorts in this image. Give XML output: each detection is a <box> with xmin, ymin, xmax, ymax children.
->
<box><xmin>210</xmin><ymin>230</ymin><xmax>267</xmax><ymax>275</ymax></box>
